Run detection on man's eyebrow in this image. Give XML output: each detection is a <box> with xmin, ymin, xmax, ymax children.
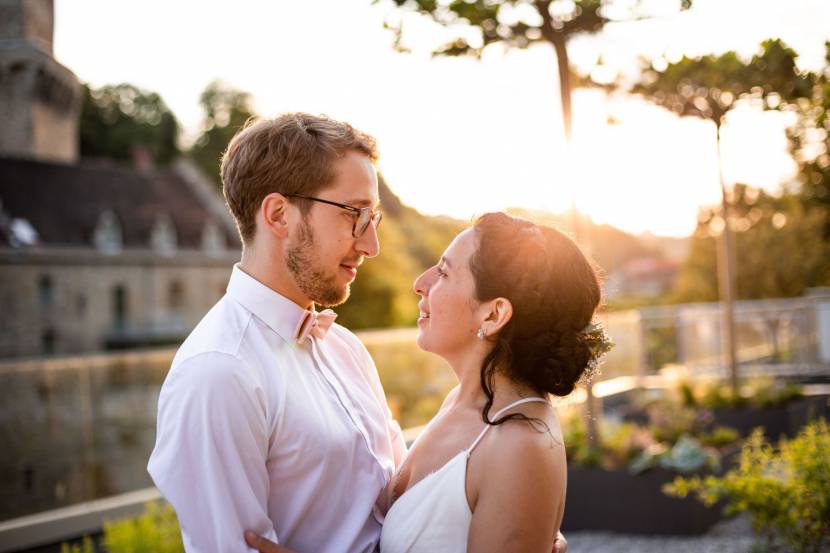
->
<box><xmin>347</xmin><ymin>198</ymin><xmax>381</xmax><ymax>209</ymax></box>
<box><xmin>440</xmin><ymin>256</ymin><xmax>451</xmax><ymax>269</ymax></box>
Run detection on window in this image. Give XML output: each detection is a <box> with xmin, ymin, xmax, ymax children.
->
<box><xmin>41</xmin><ymin>327</ymin><xmax>56</xmax><ymax>354</ymax></box>
<box><xmin>168</xmin><ymin>280</ymin><xmax>184</xmax><ymax>311</ymax></box>
<box><xmin>112</xmin><ymin>285</ymin><xmax>128</xmax><ymax>331</ymax></box>
<box><xmin>38</xmin><ymin>275</ymin><xmax>53</xmax><ymax>310</ymax></box>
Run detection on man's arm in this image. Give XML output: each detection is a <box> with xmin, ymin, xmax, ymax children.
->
<box><xmin>148</xmin><ymin>351</ymin><xmax>277</xmax><ymax>552</ymax></box>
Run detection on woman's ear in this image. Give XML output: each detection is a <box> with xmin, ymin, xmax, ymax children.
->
<box><xmin>260</xmin><ymin>193</ymin><xmax>291</xmax><ymax>238</ymax></box>
<box><xmin>480</xmin><ymin>297</ymin><xmax>513</xmax><ymax>338</ymax></box>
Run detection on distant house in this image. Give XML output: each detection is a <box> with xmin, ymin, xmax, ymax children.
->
<box><xmin>604</xmin><ymin>256</ymin><xmax>680</xmax><ymax>299</ymax></box>
<box><xmin>0</xmin><ymin>156</ymin><xmax>241</xmax><ymax>358</ymax></box>
<box><xmin>0</xmin><ymin>1</ymin><xmax>240</xmax><ymax>358</ymax></box>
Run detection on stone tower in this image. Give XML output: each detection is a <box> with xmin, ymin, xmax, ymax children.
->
<box><xmin>0</xmin><ymin>0</ymin><xmax>81</xmax><ymax>163</ymax></box>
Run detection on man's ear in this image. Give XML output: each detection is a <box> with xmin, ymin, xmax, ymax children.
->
<box><xmin>260</xmin><ymin>193</ymin><xmax>291</xmax><ymax>239</ymax></box>
<box><xmin>480</xmin><ymin>297</ymin><xmax>513</xmax><ymax>338</ymax></box>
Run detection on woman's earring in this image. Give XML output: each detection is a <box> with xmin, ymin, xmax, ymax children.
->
<box><xmin>476</xmin><ymin>328</ymin><xmax>486</xmax><ymax>340</ymax></box>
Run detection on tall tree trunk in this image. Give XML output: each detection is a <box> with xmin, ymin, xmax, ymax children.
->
<box><xmin>552</xmin><ymin>36</ymin><xmax>573</xmax><ymax>143</ymax></box>
<box><xmin>553</xmin><ymin>32</ymin><xmax>599</xmax><ymax>446</ymax></box>
<box><xmin>715</xmin><ymin>122</ymin><xmax>739</xmax><ymax>396</ymax></box>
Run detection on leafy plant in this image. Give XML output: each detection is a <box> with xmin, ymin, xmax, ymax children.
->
<box><xmin>562</xmin><ymin>411</ymin><xmax>602</xmax><ymax>467</ymax></box>
<box><xmin>61</xmin><ymin>536</ymin><xmax>95</xmax><ymax>553</ymax></box>
<box><xmin>665</xmin><ymin>419</ymin><xmax>830</xmax><ymax>553</ymax></box>
<box><xmin>630</xmin><ymin>435</ymin><xmax>720</xmax><ymax>475</ymax></box>
<box><xmin>101</xmin><ymin>501</ymin><xmax>184</xmax><ymax>553</ymax></box>
<box><xmin>699</xmin><ymin>426</ymin><xmax>741</xmax><ymax>448</ymax></box>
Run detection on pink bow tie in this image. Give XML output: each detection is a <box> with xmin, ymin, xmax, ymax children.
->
<box><xmin>294</xmin><ymin>309</ymin><xmax>337</xmax><ymax>344</ymax></box>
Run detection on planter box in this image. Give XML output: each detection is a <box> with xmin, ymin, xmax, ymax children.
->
<box><xmin>562</xmin><ymin>466</ymin><xmax>724</xmax><ymax>535</ymax></box>
<box><xmin>710</xmin><ymin>395</ymin><xmax>829</xmax><ymax>440</ymax></box>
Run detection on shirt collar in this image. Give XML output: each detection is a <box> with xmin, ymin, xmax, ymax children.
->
<box><xmin>226</xmin><ymin>263</ymin><xmax>310</xmax><ymax>344</ymax></box>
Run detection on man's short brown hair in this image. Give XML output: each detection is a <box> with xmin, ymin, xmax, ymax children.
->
<box><xmin>220</xmin><ymin>113</ymin><xmax>378</xmax><ymax>244</ymax></box>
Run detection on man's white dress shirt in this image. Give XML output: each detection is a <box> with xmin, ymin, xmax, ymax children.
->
<box><xmin>148</xmin><ymin>264</ymin><xmax>406</xmax><ymax>552</ymax></box>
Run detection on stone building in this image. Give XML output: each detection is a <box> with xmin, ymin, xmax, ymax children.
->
<box><xmin>0</xmin><ymin>0</ymin><xmax>241</xmax><ymax>358</ymax></box>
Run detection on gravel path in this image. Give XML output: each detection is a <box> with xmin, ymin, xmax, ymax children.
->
<box><xmin>566</xmin><ymin>533</ymin><xmax>757</xmax><ymax>553</ymax></box>
<box><xmin>565</xmin><ymin>516</ymin><xmax>762</xmax><ymax>553</ymax></box>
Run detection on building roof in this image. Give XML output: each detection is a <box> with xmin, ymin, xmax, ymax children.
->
<box><xmin>0</xmin><ymin>156</ymin><xmax>241</xmax><ymax>250</ymax></box>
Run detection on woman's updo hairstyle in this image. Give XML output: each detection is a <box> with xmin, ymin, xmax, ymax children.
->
<box><xmin>469</xmin><ymin>212</ymin><xmax>603</xmax><ymax>426</ymax></box>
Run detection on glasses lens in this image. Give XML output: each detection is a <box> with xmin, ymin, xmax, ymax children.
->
<box><xmin>354</xmin><ymin>209</ymin><xmax>382</xmax><ymax>237</ymax></box>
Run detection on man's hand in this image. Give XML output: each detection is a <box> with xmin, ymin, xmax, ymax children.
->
<box><xmin>244</xmin><ymin>531</ymin><xmax>295</xmax><ymax>553</ymax></box>
<box><xmin>554</xmin><ymin>530</ymin><xmax>568</xmax><ymax>553</ymax></box>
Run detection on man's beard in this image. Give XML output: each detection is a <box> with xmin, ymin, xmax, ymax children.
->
<box><xmin>286</xmin><ymin>220</ymin><xmax>350</xmax><ymax>307</ymax></box>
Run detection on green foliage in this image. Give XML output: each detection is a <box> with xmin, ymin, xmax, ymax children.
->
<box><xmin>101</xmin><ymin>501</ymin><xmax>184</xmax><ymax>553</ymax></box>
<box><xmin>337</xmin><ymin>180</ymin><xmax>465</xmax><ymax>330</ymax></box>
<box><xmin>61</xmin><ymin>536</ymin><xmax>95</xmax><ymax>553</ymax></box>
<box><xmin>686</xmin><ymin>378</ymin><xmax>804</xmax><ymax>410</ymax></box>
<box><xmin>80</xmin><ymin>83</ymin><xmax>180</xmax><ymax>164</ymax></box>
<box><xmin>788</xmin><ymin>42</ymin><xmax>830</xmax><ymax>238</ymax></box>
<box><xmin>634</xmin><ymin>40</ymin><xmax>830</xmax><ymax>303</ymax></box>
<box><xmin>634</xmin><ymin>39</ymin><xmax>813</xmax><ymax>125</ymax></box>
<box><xmin>562</xmin><ymin>411</ymin><xmax>602</xmax><ymax>467</ymax></box>
<box><xmin>645</xmin><ymin>398</ymin><xmax>704</xmax><ymax>443</ymax></box>
<box><xmin>672</xmin><ymin>184</ymin><xmax>830</xmax><ymax>303</ymax></box>
<box><xmin>645</xmin><ymin>326</ymin><xmax>679</xmax><ymax>372</ymax></box>
<box><xmin>630</xmin><ymin>435</ymin><xmax>720</xmax><ymax>475</ymax></box>
<box><xmin>381</xmin><ymin>0</ymin><xmax>616</xmax><ymax>58</ymax></box>
<box><xmin>699</xmin><ymin>381</ymin><xmax>748</xmax><ymax>409</ymax></box>
<box><xmin>189</xmin><ymin>80</ymin><xmax>256</xmax><ymax>188</ymax></box>
<box><xmin>364</xmin><ymin>330</ymin><xmax>457</xmax><ymax>428</ymax></box>
<box><xmin>665</xmin><ymin>420</ymin><xmax>830</xmax><ymax>553</ymax></box>
<box><xmin>337</xmin><ymin>218</ymin><xmax>422</xmax><ymax>329</ymax></box>
<box><xmin>699</xmin><ymin>426</ymin><xmax>741</xmax><ymax>448</ymax></box>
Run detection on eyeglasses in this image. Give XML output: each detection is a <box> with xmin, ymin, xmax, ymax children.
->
<box><xmin>285</xmin><ymin>194</ymin><xmax>383</xmax><ymax>238</ymax></box>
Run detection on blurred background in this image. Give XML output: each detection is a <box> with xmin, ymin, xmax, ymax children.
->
<box><xmin>1</xmin><ymin>0</ymin><xmax>829</xmax><ymax>551</ymax></box>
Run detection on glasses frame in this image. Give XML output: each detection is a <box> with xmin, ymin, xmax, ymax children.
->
<box><xmin>284</xmin><ymin>194</ymin><xmax>382</xmax><ymax>238</ymax></box>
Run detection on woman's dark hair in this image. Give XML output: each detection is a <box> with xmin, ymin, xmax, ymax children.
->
<box><xmin>469</xmin><ymin>212</ymin><xmax>602</xmax><ymax>427</ymax></box>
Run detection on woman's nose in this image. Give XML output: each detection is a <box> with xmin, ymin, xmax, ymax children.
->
<box><xmin>413</xmin><ymin>268</ymin><xmax>433</xmax><ymax>296</ymax></box>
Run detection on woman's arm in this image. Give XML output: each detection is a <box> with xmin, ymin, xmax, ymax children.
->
<box><xmin>467</xmin><ymin>423</ymin><xmax>567</xmax><ymax>553</ymax></box>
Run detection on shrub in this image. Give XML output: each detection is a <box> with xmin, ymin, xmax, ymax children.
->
<box><xmin>699</xmin><ymin>426</ymin><xmax>741</xmax><ymax>448</ymax></box>
<box><xmin>630</xmin><ymin>435</ymin><xmax>720</xmax><ymax>475</ymax></box>
<box><xmin>665</xmin><ymin>419</ymin><xmax>830</xmax><ymax>553</ymax></box>
<box><xmin>101</xmin><ymin>501</ymin><xmax>183</xmax><ymax>553</ymax></box>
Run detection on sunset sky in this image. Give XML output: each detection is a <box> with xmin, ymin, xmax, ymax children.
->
<box><xmin>54</xmin><ymin>0</ymin><xmax>830</xmax><ymax>237</ymax></box>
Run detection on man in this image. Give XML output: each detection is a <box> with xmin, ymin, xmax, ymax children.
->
<box><xmin>149</xmin><ymin>113</ymin><xmax>568</xmax><ymax>553</ymax></box>
<box><xmin>149</xmin><ymin>113</ymin><xmax>405</xmax><ymax>552</ymax></box>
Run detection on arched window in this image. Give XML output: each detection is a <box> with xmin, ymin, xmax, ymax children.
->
<box><xmin>93</xmin><ymin>210</ymin><xmax>123</xmax><ymax>254</ymax></box>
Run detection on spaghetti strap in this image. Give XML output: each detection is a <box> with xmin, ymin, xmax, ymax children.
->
<box><xmin>467</xmin><ymin>397</ymin><xmax>549</xmax><ymax>454</ymax></box>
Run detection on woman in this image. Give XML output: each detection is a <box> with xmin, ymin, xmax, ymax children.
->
<box><xmin>248</xmin><ymin>212</ymin><xmax>608</xmax><ymax>552</ymax></box>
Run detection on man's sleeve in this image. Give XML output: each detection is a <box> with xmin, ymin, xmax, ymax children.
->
<box><xmin>147</xmin><ymin>351</ymin><xmax>278</xmax><ymax>552</ymax></box>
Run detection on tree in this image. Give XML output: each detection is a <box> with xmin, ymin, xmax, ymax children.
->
<box><xmin>189</xmin><ymin>81</ymin><xmax>257</xmax><ymax>186</ymax></box>
<box><xmin>379</xmin><ymin>0</ymin><xmax>691</xmax><ymax>143</ymax></box>
<box><xmin>787</xmin><ymin>41</ymin><xmax>830</xmax><ymax>237</ymax></box>
<box><xmin>79</xmin><ymin>83</ymin><xmax>180</xmax><ymax>165</ymax></box>
<box><xmin>674</xmin><ymin>183</ymin><xmax>830</xmax><ymax>303</ymax></box>
<box><xmin>630</xmin><ymin>39</ymin><xmax>814</xmax><ymax>394</ymax></box>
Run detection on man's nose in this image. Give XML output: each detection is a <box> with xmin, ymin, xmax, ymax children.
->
<box><xmin>355</xmin><ymin>220</ymin><xmax>380</xmax><ymax>258</ymax></box>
